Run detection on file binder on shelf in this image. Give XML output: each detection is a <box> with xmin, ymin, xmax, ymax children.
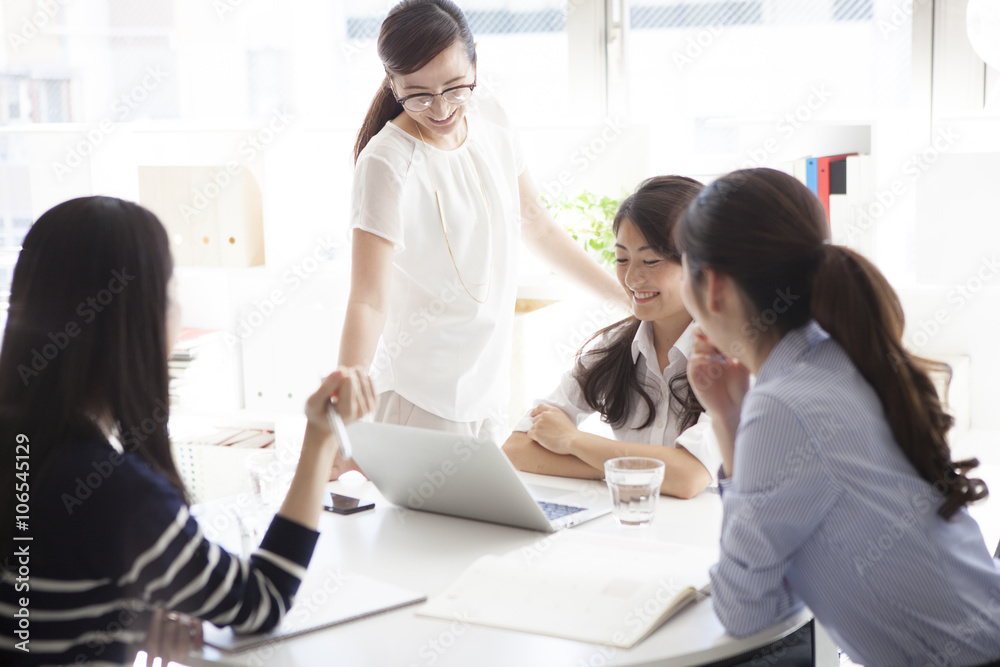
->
<box><xmin>816</xmin><ymin>153</ymin><xmax>856</xmax><ymax>222</ymax></box>
<box><xmin>792</xmin><ymin>153</ymin><xmax>871</xmax><ymax>255</ymax></box>
<box><xmin>805</xmin><ymin>157</ymin><xmax>819</xmax><ymax>195</ymax></box>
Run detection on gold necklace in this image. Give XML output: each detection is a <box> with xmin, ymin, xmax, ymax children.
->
<box><xmin>413</xmin><ymin>120</ymin><xmax>493</xmax><ymax>304</ymax></box>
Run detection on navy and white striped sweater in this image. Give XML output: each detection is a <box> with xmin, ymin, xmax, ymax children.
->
<box><xmin>0</xmin><ymin>439</ymin><xmax>318</xmax><ymax>666</ymax></box>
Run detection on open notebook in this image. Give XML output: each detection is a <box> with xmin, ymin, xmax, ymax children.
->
<box><xmin>203</xmin><ymin>567</ymin><xmax>425</xmax><ymax>652</ymax></box>
<box><xmin>419</xmin><ymin>532</ymin><xmax>715</xmax><ymax>649</ymax></box>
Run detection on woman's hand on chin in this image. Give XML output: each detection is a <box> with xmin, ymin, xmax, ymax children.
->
<box><xmin>687</xmin><ymin>327</ymin><xmax>750</xmax><ymax>432</ymax></box>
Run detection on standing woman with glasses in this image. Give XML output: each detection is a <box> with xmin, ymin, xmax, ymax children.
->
<box><xmin>337</xmin><ymin>0</ymin><xmax>628</xmax><ymax>450</ymax></box>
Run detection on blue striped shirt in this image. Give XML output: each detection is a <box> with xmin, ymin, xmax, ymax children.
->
<box><xmin>711</xmin><ymin>322</ymin><xmax>1000</xmax><ymax>666</ymax></box>
<box><xmin>0</xmin><ymin>439</ymin><xmax>318</xmax><ymax>666</ymax></box>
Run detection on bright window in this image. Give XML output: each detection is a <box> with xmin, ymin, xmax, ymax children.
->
<box><xmin>627</xmin><ymin>0</ymin><xmax>911</xmax><ymax>121</ymax></box>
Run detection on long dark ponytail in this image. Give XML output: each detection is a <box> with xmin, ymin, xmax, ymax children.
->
<box><xmin>575</xmin><ymin>175</ymin><xmax>705</xmax><ymax>432</ymax></box>
<box><xmin>354</xmin><ymin>0</ymin><xmax>476</xmax><ymax>162</ymax></box>
<box><xmin>678</xmin><ymin>168</ymin><xmax>986</xmax><ymax>519</ymax></box>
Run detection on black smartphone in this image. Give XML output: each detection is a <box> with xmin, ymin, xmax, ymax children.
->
<box><xmin>323</xmin><ymin>492</ymin><xmax>375</xmax><ymax>515</ymax></box>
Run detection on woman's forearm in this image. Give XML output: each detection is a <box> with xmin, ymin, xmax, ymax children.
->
<box><xmin>279</xmin><ymin>370</ymin><xmax>375</xmax><ymax>529</ymax></box>
<box><xmin>567</xmin><ymin>431</ymin><xmax>712</xmax><ymax>499</ymax></box>
<box><xmin>338</xmin><ymin>301</ymin><xmax>387</xmax><ymax>369</ymax></box>
<box><xmin>338</xmin><ymin>229</ymin><xmax>394</xmax><ymax>369</ymax></box>
<box><xmin>518</xmin><ymin>170</ymin><xmax>630</xmax><ymax>309</ymax></box>
<box><xmin>278</xmin><ymin>426</ymin><xmax>338</xmax><ymax>530</ymax></box>
<box><xmin>522</xmin><ymin>220</ymin><xmax>627</xmax><ymax>307</ymax></box>
<box><xmin>502</xmin><ymin>431</ymin><xmax>603</xmax><ymax>479</ymax></box>
<box><xmin>711</xmin><ymin>418</ymin><xmax>737</xmax><ymax>479</ymax></box>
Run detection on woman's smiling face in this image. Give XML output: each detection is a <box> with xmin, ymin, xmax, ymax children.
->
<box><xmin>389</xmin><ymin>40</ymin><xmax>475</xmax><ymax>145</ymax></box>
<box><xmin>615</xmin><ymin>217</ymin><xmax>687</xmax><ymax>324</ymax></box>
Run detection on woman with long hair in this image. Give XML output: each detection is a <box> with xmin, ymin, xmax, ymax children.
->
<box><xmin>0</xmin><ymin>197</ymin><xmax>374</xmax><ymax>666</ymax></box>
<box><xmin>677</xmin><ymin>168</ymin><xmax>1000</xmax><ymax>664</ymax></box>
<box><xmin>339</xmin><ymin>0</ymin><xmax>627</xmax><ymax>452</ymax></box>
<box><xmin>503</xmin><ymin>176</ymin><xmax>718</xmax><ymax>499</ymax></box>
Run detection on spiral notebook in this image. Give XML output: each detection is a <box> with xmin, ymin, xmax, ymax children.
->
<box><xmin>203</xmin><ymin>567</ymin><xmax>425</xmax><ymax>652</ymax></box>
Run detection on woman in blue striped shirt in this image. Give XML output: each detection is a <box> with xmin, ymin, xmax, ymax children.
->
<box><xmin>676</xmin><ymin>168</ymin><xmax>1000</xmax><ymax>665</ymax></box>
<box><xmin>0</xmin><ymin>197</ymin><xmax>374</xmax><ymax>666</ymax></box>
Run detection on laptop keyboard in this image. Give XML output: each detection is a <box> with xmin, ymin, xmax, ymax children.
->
<box><xmin>537</xmin><ymin>500</ymin><xmax>586</xmax><ymax>521</ymax></box>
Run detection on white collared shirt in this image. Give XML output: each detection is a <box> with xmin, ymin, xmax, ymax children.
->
<box><xmin>512</xmin><ymin>320</ymin><xmax>720</xmax><ymax>482</ymax></box>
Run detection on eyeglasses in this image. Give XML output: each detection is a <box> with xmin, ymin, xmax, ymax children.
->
<box><xmin>391</xmin><ymin>79</ymin><xmax>477</xmax><ymax>112</ymax></box>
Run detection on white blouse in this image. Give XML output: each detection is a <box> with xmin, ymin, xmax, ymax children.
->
<box><xmin>512</xmin><ymin>321</ymin><xmax>721</xmax><ymax>482</ymax></box>
<box><xmin>350</xmin><ymin>95</ymin><xmax>526</xmax><ymax>422</ymax></box>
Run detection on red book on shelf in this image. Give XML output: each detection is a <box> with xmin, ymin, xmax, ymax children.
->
<box><xmin>816</xmin><ymin>154</ymin><xmax>856</xmax><ymax>225</ymax></box>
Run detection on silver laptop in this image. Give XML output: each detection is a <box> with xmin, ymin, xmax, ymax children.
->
<box><xmin>345</xmin><ymin>421</ymin><xmax>611</xmax><ymax>532</ymax></box>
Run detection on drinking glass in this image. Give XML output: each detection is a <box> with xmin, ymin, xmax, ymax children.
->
<box><xmin>604</xmin><ymin>457</ymin><xmax>665</xmax><ymax>527</ymax></box>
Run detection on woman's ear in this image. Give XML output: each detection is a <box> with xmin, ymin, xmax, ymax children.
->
<box><xmin>702</xmin><ymin>268</ymin><xmax>727</xmax><ymax>315</ymax></box>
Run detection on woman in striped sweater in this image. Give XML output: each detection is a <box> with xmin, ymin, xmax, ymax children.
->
<box><xmin>0</xmin><ymin>196</ymin><xmax>374</xmax><ymax>666</ymax></box>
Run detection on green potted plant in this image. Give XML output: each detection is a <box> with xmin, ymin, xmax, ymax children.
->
<box><xmin>543</xmin><ymin>191</ymin><xmax>623</xmax><ymax>270</ymax></box>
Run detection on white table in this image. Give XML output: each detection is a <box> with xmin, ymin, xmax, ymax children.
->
<box><xmin>187</xmin><ymin>473</ymin><xmax>836</xmax><ymax>667</ymax></box>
